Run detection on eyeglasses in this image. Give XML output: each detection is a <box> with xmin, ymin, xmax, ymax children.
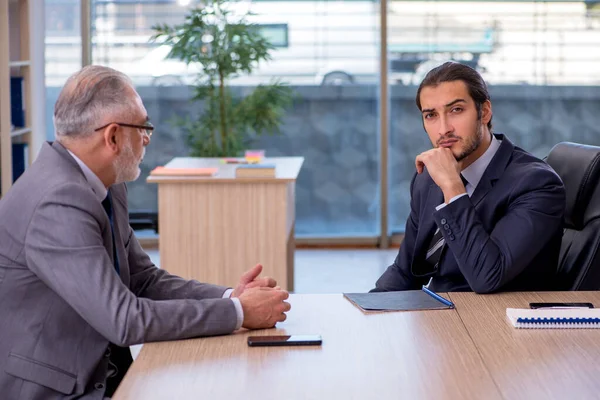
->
<box><xmin>94</xmin><ymin>122</ymin><xmax>154</xmax><ymax>138</ymax></box>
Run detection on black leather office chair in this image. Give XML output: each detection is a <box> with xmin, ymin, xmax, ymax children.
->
<box><xmin>546</xmin><ymin>142</ymin><xmax>600</xmax><ymax>290</ymax></box>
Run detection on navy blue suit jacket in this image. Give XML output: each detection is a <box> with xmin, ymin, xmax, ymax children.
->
<box><xmin>375</xmin><ymin>134</ymin><xmax>566</xmax><ymax>293</ymax></box>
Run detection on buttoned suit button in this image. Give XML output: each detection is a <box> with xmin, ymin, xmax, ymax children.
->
<box><xmin>441</xmin><ymin>219</ymin><xmax>447</xmax><ymax>224</ymax></box>
<box><xmin>94</xmin><ymin>383</ymin><xmax>105</xmax><ymax>391</ymax></box>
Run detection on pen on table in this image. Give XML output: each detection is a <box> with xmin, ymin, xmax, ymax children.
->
<box><xmin>422</xmin><ymin>286</ymin><xmax>455</xmax><ymax>308</ymax></box>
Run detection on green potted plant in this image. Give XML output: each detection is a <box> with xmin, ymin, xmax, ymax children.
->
<box><xmin>151</xmin><ymin>0</ymin><xmax>293</xmax><ymax>157</ymax></box>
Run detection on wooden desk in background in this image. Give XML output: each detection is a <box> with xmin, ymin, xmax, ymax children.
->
<box><xmin>114</xmin><ymin>294</ymin><xmax>501</xmax><ymax>400</ymax></box>
<box><xmin>147</xmin><ymin>157</ymin><xmax>303</xmax><ymax>291</ymax></box>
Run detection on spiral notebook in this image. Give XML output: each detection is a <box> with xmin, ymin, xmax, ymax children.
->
<box><xmin>507</xmin><ymin>308</ymin><xmax>600</xmax><ymax>329</ymax></box>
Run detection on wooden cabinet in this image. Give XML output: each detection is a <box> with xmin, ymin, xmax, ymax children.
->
<box><xmin>0</xmin><ymin>0</ymin><xmax>45</xmax><ymax>196</ymax></box>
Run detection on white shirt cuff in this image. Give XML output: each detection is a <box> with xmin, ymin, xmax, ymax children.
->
<box><xmin>435</xmin><ymin>193</ymin><xmax>468</xmax><ymax>211</ymax></box>
<box><xmin>230</xmin><ymin>298</ymin><xmax>244</xmax><ymax>330</ymax></box>
<box><xmin>222</xmin><ymin>289</ymin><xmax>244</xmax><ymax>330</ymax></box>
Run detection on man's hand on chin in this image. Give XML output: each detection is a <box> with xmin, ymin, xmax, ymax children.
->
<box><xmin>415</xmin><ymin>147</ymin><xmax>466</xmax><ymax>203</ymax></box>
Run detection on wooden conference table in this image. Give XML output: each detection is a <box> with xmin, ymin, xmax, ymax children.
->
<box><xmin>114</xmin><ymin>292</ymin><xmax>600</xmax><ymax>400</ymax></box>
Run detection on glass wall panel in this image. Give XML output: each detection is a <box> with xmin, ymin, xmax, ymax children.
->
<box><xmin>45</xmin><ymin>0</ymin><xmax>82</xmax><ymax>140</ymax></box>
<box><xmin>82</xmin><ymin>0</ymin><xmax>382</xmax><ymax>237</ymax></box>
<box><xmin>388</xmin><ymin>0</ymin><xmax>600</xmax><ymax>234</ymax></box>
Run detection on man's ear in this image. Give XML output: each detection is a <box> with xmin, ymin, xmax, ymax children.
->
<box><xmin>481</xmin><ymin>100</ymin><xmax>492</xmax><ymax>125</ymax></box>
<box><xmin>102</xmin><ymin>124</ymin><xmax>121</xmax><ymax>154</ymax></box>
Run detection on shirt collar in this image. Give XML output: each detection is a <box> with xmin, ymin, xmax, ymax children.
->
<box><xmin>461</xmin><ymin>134</ymin><xmax>502</xmax><ymax>190</ymax></box>
<box><xmin>67</xmin><ymin>149</ymin><xmax>108</xmax><ymax>202</ymax></box>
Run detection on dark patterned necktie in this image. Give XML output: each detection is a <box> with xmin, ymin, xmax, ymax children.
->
<box><xmin>101</xmin><ymin>192</ymin><xmax>120</xmax><ymax>275</ymax></box>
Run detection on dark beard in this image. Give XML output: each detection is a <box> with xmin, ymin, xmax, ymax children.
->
<box><xmin>455</xmin><ymin>122</ymin><xmax>483</xmax><ymax>162</ymax></box>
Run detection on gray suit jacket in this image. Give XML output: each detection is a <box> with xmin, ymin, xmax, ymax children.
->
<box><xmin>0</xmin><ymin>142</ymin><xmax>238</xmax><ymax>399</ymax></box>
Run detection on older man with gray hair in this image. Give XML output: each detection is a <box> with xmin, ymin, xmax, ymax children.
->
<box><xmin>0</xmin><ymin>65</ymin><xmax>290</xmax><ymax>399</ymax></box>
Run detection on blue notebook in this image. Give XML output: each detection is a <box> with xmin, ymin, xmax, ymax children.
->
<box><xmin>507</xmin><ymin>308</ymin><xmax>600</xmax><ymax>329</ymax></box>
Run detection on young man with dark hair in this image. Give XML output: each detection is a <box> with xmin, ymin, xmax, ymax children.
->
<box><xmin>374</xmin><ymin>62</ymin><xmax>565</xmax><ymax>293</ymax></box>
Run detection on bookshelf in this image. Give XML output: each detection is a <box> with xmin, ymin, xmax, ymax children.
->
<box><xmin>0</xmin><ymin>0</ymin><xmax>45</xmax><ymax>197</ymax></box>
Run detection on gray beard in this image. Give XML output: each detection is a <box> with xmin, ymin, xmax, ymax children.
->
<box><xmin>114</xmin><ymin>141</ymin><xmax>141</xmax><ymax>183</ymax></box>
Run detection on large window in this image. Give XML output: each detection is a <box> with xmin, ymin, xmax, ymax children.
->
<box><xmin>45</xmin><ymin>0</ymin><xmax>82</xmax><ymax>141</ymax></box>
<box><xmin>80</xmin><ymin>0</ymin><xmax>382</xmax><ymax>238</ymax></box>
<box><xmin>388</xmin><ymin>0</ymin><xmax>600</xmax><ymax>234</ymax></box>
<box><xmin>46</xmin><ymin>0</ymin><xmax>81</xmax><ymax>87</ymax></box>
<box><xmin>43</xmin><ymin>0</ymin><xmax>600</xmax><ymax>241</ymax></box>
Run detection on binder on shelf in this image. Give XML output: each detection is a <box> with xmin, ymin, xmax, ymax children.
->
<box><xmin>10</xmin><ymin>77</ymin><xmax>25</xmax><ymax>128</ymax></box>
<box><xmin>506</xmin><ymin>308</ymin><xmax>600</xmax><ymax>329</ymax></box>
<box><xmin>0</xmin><ymin>144</ymin><xmax>29</xmax><ymax>191</ymax></box>
<box><xmin>12</xmin><ymin>142</ymin><xmax>28</xmax><ymax>182</ymax></box>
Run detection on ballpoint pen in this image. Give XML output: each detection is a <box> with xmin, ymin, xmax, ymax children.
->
<box><xmin>422</xmin><ymin>285</ymin><xmax>455</xmax><ymax>308</ymax></box>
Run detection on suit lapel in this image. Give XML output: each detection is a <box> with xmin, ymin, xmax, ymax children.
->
<box><xmin>50</xmin><ymin>141</ymin><xmax>86</xmax><ymax>175</ymax></box>
<box><xmin>51</xmin><ymin>141</ymin><xmax>129</xmax><ymax>285</ymax></box>
<box><xmin>411</xmin><ymin>179</ymin><xmax>444</xmax><ymax>276</ymax></box>
<box><xmin>469</xmin><ymin>177</ymin><xmax>493</xmax><ymax>208</ymax></box>
<box><xmin>469</xmin><ymin>134</ymin><xmax>515</xmax><ymax>208</ymax></box>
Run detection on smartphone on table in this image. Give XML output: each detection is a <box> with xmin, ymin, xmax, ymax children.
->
<box><xmin>529</xmin><ymin>302</ymin><xmax>594</xmax><ymax>309</ymax></box>
<box><xmin>247</xmin><ymin>335</ymin><xmax>322</xmax><ymax>347</ymax></box>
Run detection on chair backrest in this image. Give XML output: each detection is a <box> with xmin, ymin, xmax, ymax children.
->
<box><xmin>546</xmin><ymin>142</ymin><xmax>600</xmax><ymax>290</ymax></box>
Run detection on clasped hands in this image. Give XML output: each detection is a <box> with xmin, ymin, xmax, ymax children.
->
<box><xmin>231</xmin><ymin>264</ymin><xmax>291</xmax><ymax>330</ymax></box>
